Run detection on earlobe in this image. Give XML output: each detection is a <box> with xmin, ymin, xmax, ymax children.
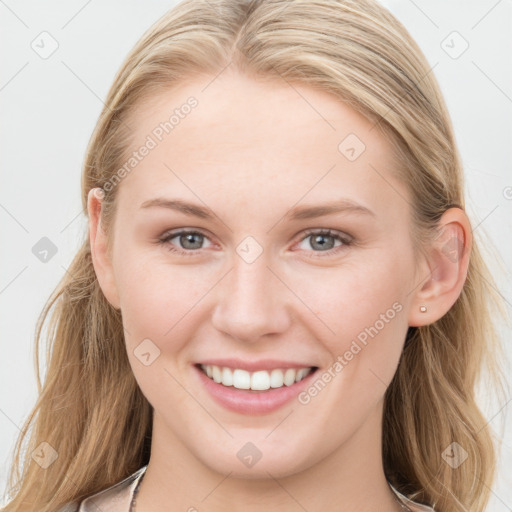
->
<box><xmin>408</xmin><ymin>208</ymin><xmax>472</xmax><ymax>327</ymax></box>
<box><xmin>87</xmin><ymin>188</ymin><xmax>121</xmax><ymax>310</ymax></box>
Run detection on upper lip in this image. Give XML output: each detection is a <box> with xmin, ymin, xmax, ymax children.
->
<box><xmin>196</xmin><ymin>358</ymin><xmax>318</xmax><ymax>372</ymax></box>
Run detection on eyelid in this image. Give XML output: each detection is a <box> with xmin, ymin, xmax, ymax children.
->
<box><xmin>158</xmin><ymin>227</ymin><xmax>354</xmax><ymax>256</ymax></box>
<box><xmin>159</xmin><ymin>228</ymin><xmax>214</xmax><ymax>255</ymax></box>
<box><xmin>297</xmin><ymin>228</ymin><xmax>353</xmax><ymax>245</ymax></box>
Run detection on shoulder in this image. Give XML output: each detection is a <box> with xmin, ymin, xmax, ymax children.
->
<box><xmin>55</xmin><ymin>465</ymin><xmax>147</xmax><ymax>512</ymax></box>
<box><xmin>55</xmin><ymin>503</ymin><xmax>80</xmax><ymax>512</ymax></box>
<box><xmin>390</xmin><ymin>485</ymin><xmax>436</xmax><ymax>511</ymax></box>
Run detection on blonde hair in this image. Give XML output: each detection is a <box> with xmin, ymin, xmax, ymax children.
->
<box><xmin>2</xmin><ymin>1</ymin><xmax>508</xmax><ymax>510</ymax></box>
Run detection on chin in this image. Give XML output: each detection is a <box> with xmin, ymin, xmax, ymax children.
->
<box><xmin>201</xmin><ymin>448</ymin><xmax>312</xmax><ymax>480</ymax></box>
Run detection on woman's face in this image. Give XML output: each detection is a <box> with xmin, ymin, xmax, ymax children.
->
<box><xmin>93</xmin><ymin>70</ymin><xmax>424</xmax><ymax>478</ymax></box>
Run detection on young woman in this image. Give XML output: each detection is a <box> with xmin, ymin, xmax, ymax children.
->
<box><xmin>2</xmin><ymin>0</ymin><xmax>506</xmax><ymax>511</ymax></box>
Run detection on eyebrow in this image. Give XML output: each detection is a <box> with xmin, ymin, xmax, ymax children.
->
<box><xmin>139</xmin><ymin>197</ymin><xmax>375</xmax><ymax>220</ymax></box>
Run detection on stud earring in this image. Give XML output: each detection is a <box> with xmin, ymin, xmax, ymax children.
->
<box><xmin>419</xmin><ymin>305</ymin><xmax>427</xmax><ymax>313</ymax></box>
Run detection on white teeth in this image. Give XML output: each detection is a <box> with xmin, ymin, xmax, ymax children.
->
<box><xmin>232</xmin><ymin>369</ymin><xmax>251</xmax><ymax>389</ymax></box>
<box><xmin>222</xmin><ymin>367</ymin><xmax>233</xmax><ymax>386</ymax></box>
<box><xmin>270</xmin><ymin>369</ymin><xmax>284</xmax><ymax>388</ymax></box>
<box><xmin>283</xmin><ymin>368</ymin><xmax>296</xmax><ymax>386</ymax></box>
<box><xmin>212</xmin><ymin>365</ymin><xmax>222</xmax><ymax>383</ymax></box>
<box><xmin>295</xmin><ymin>368</ymin><xmax>308</xmax><ymax>382</ymax></box>
<box><xmin>200</xmin><ymin>364</ymin><xmax>313</xmax><ymax>391</ymax></box>
<box><xmin>251</xmin><ymin>370</ymin><xmax>270</xmax><ymax>391</ymax></box>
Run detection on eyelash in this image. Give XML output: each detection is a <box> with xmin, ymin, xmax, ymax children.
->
<box><xmin>157</xmin><ymin>228</ymin><xmax>353</xmax><ymax>258</ymax></box>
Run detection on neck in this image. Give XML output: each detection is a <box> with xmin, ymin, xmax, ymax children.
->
<box><xmin>135</xmin><ymin>401</ymin><xmax>404</xmax><ymax>512</ymax></box>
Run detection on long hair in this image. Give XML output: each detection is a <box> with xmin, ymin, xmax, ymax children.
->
<box><xmin>2</xmin><ymin>1</ymin><xmax>508</xmax><ymax>510</ymax></box>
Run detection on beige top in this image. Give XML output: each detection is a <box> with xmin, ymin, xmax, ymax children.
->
<box><xmin>58</xmin><ymin>465</ymin><xmax>435</xmax><ymax>511</ymax></box>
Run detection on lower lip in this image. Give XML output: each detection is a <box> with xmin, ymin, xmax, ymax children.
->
<box><xmin>194</xmin><ymin>365</ymin><xmax>318</xmax><ymax>415</ymax></box>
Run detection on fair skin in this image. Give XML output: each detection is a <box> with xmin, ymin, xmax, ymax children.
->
<box><xmin>88</xmin><ymin>70</ymin><xmax>471</xmax><ymax>512</ymax></box>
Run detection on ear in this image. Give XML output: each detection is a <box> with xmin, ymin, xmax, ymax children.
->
<box><xmin>408</xmin><ymin>207</ymin><xmax>472</xmax><ymax>327</ymax></box>
<box><xmin>87</xmin><ymin>188</ymin><xmax>121</xmax><ymax>310</ymax></box>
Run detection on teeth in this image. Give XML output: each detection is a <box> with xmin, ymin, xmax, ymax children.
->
<box><xmin>222</xmin><ymin>367</ymin><xmax>233</xmax><ymax>386</ymax></box>
<box><xmin>232</xmin><ymin>369</ymin><xmax>251</xmax><ymax>389</ymax></box>
<box><xmin>200</xmin><ymin>365</ymin><xmax>314</xmax><ymax>391</ymax></box>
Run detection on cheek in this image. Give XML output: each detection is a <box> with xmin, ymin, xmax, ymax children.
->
<box><xmin>113</xmin><ymin>250</ymin><xmax>207</xmax><ymax>408</ymax></box>
<box><xmin>112</xmin><ymin>245</ymin><xmax>217</xmax><ymax>350</ymax></box>
<box><xmin>291</xmin><ymin>256</ymin><xmax>411</xmax><ymax>434</ymax></box>
<box><xmin>290</xmin><ymin>252</ymin><xmax>411</xmax><ymax>375</ymax></box>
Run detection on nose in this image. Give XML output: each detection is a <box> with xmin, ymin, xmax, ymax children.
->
<box><xmin>211</xmin><ymin>253</ymin><xmax>292</xmax><ymax>343</ymax></box>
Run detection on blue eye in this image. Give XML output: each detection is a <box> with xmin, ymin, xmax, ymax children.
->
<box><xmin>158</xmin><ymin>228</ymin><xmax>352</xmax><ymax>257</ymax></box>
<box><xmin>296</xmin><ymin>229</ymin><xmax>352</xmax><ymax>255</ymax></box>
<box><xmin>159</xmin><ymin>230</ymin><xmax>212</xmax><ymax>256</ymax></box>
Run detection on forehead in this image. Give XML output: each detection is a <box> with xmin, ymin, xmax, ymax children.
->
<box><xmin>116</xmin><ymin>70</ymin><xmax>409</xmax><ymax>221</ymax></box>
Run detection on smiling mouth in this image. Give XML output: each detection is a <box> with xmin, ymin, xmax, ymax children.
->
<box><xmin>195</xmin><ymin>363</ymin><xmax>319</xmax><ymax>393</ymax></box>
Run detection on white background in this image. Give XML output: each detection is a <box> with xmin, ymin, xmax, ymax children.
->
<box><xmin>1</xmin><ymin>0</ymin><xmax>511</xmax><ymax>509</ymax></box>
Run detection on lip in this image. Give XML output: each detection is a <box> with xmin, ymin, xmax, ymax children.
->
<box><xmin>193</xmin><ymin>364</ymin><xmax>319</xmax><ymax>415</ymax></box>
<box><xmin>195</xmin><ymin>358</ymin><xmax>316</xmax><ymax>372</ymax></box>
